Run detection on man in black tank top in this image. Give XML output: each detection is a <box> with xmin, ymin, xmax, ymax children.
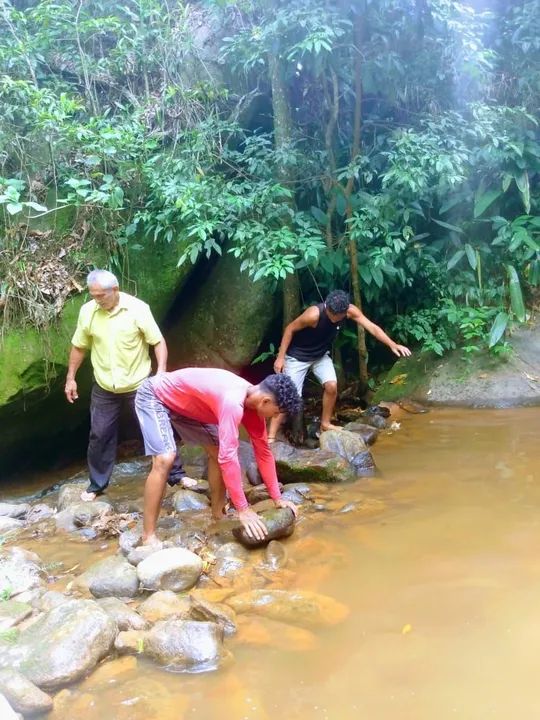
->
<box><xmin>269</xmin><ymin>290</ymin><xmax>411</xmax><ymax>440</ymax></box>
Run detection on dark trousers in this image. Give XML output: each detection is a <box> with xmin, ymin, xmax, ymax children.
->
<box><xmin>87</xmin><ymin>383</ymin><xmax>186</xmax><ymax>494</ymax></box>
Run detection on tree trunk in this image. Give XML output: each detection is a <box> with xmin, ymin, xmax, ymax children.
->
<box><xmin>268</xmin><ymin>50</ymin><xmax>301</xmax><ymax>326</ymax></box>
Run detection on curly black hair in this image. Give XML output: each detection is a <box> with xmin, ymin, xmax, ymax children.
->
<box><xmin>325</xmin><ymin>289</ymin><xmax>350</xmax><ymax>314</ymax></box>
<box><xmin>260</xmin><ymin>374</ymin><xmax>303</xmax><ymax>416</ymax></box>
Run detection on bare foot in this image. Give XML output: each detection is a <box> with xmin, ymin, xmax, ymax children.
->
<box><xmin>181</xmin><ymin>476</ymin><xmax>198</xmax><ymax>488</ymax></box>
<box><xmin>320</xmin><ymin>423</ymin><xmax>342</xmax><ymax>432</ymax></box>
<box><xmin>267</xmin><ymin>437</ymin><xmax>276</xmax><ymax>444</ymax></box>
<box><xmin>142</xmin><ymin>534</ymin><xmax>163</xmax><ymax>550</ymax></box>
<box><xmin>80</xmin><ymin>490</ymin><xmax>97</xmax><ymax>502</ymax></box>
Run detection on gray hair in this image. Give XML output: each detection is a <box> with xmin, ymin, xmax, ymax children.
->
<box><xmin>86</xmin><ymin>269</ymin><xmax>119</xmax><ymax>290</ymax></box>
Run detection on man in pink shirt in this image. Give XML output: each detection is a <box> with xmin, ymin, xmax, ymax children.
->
<box><xmin>135</xmin><ymin>368</ymin><xmax>302</xmax><ymax>546</ymax></box>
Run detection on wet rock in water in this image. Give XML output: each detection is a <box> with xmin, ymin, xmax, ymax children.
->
<box><xmin>137</xmin><ymin>590</ymin><xmax>191</xmax><ymax>623</ymax></box>
<box><xmin>189</xmin><ymin>596</ymin><xmax>237</xmax><ymax>636</ymax></box>
<box><xmin>0</xmin><ymin>669</ymin><xmax>53</xmax><ymax>716</ymax></box>
<box><xmin>55</xmin><ymin>501</ymin><xmax>112</xmax><ymax>533</ymax></box>
<box><xmin>0</xmin><ymin>600</ymin><xmax>32</xmax><ymax>631</ymax></box>
<box><xmin>57</xmin><ymin>483</ymin><xmax>87</xmax><ymax>511</ymax></box>
<box><xmin>39</xmin><ymin>591</ymin><xmax>69</xmax><ymax>612</ymax></box>
<box><xmin>137</xmin><ymin>548</ymin><xmax>203</xmax><ymax>592</ymax></box>
<box><xmin>0</xmin><ymin>517</ymin><xmax>24</xmax><ymax>534</ymax></box>
<box><xmin>245</xmin><ymin>485</ymin><xmax>272</xmax><ymax>504</ymax></box>
<box><xmin>127</xmin><ymin>544</ymin><xmax>160</xmax><ymax>566</ymax></box>
<box><xmin>85</xmin><ymin>655</ymin><xmax>138</xmax><ymax>685</ymax></box>
<box><xmin>364</xmin><ymin>404</ymin><xmax>391</xmax><ymax>418</ymax></box>
<box><xmin>25</xmin><ymin>504</ymin><xmax>55</xmax><ymax>524</ymax></box>
<box><xmin>0</xmin><ymin>503</ymin><xmax>29</xmax><ymax>520</ymax></box>
<box><xmin>167</xmin><ymin>528</ymin><xmax>208</xmax><ymax>555</ymax></box>
<box><xmin>338</xmin><ymin>502</ymin><xmax>359</xmax><ymax>514</ymax></box>
<box><xmin>271</xmin><ymin>442</ymin><xmax>356</xmax><ymax>484</ymax></box>
<box><xmin>76</xmin><ymin>556</ymin><xmax>139</xmax><ymax>599</ymax></box>
<box><xmin>172</xmin><ymin>489</ymin><xmax>210</xmax><ymax>512</ymax></box>
<box><xmin>234</xmin><ymin>616</ymin><xmax>318</xmax><ymax>652</ymax></box>
<box><xmin>319</xmin><ymin>429</ymin><xmax>376</xmax><ymax>477</ymax></box>
<box><xmin>226</xmin><ymin>589</ymin><xmax>350</xmax><ymax>629</ymax></box>
<box><xmin>398</xmin><ymin>399</ymin><xmax>429</xmax><ymax>414</ymax></box>
<box><xmin>96</xmin><ymin>597</ymin><xmax>148</xmax><ymax>631</ymax></box>
<box><xmin>0</xmin><ymin>547</ymin><xmax>43</xmax><ymax>598</ymax></box>
<box><xmin>281</xmin><ymin>483</ymin><xmax>312</xmax><ymax>504</ymax></box>
<box><xmin>112</xmin><ymin>459</ymin><xmax>150</xmax><ymax>477</ymax></box>
<box><xmin>144</xmin><ymin>619</ymin><xmax>225</xmax><ymax>672</ymax></box>
<box><xmin>360</xmin><ymin>413</ymin><xmax>387</xmax><ymax>430</ymax></box>
<box><xmin>264</xmin><ymin>540</ymin><xmax>288</xmax><ymax>570</ymax></box>
<box><xmin>119</xmin><ymin>528</ymin><xmax>142</xmax><ymax>556</ymax></box>
<box><xmin>0</xmin><ymin>599</ymin><xmax>116</xmax><ymax>690</ymax></box>
<box><xmin>114</xmin><ymin>629</ymin><xmax>147</xmax><ymax>655</ymax></box>
<box><xmin>343</xmin><ymin>421</ymin><xmax>380</xmax><ymax>446</ymax></box>
<box><xmin>0</xmin><ymin>693</ymin><xmax>20</xmax><ymax>720</ymax></box>
<box><xmin>233</xmin><ymin>508</ymin><xmax>295</xmax><ymax>549</ymax></box>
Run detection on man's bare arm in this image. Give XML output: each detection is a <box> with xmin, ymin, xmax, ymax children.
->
<box><xmin>152</xmin><ymin>338</ymin><xmax>168</xmax><ymax>374</ymax></box>
<box><xmin>274</xmin><ymin>306</ymin><xmax>320</xmax><ymax>372</ymax></box>
<box><xmin>65</xmin><ymin>346</ymin><xmax>86</xmax><ymax>403</ymax></box>
<box><xmin>347</xmin><ymin>305</ymin><xmax>412</xmax><ymax>357</ymax></box>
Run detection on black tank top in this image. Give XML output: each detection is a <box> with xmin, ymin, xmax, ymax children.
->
<box><xmin>287</xmin><ymin>303</ymin><xmax>342</xmax><ymax>362</ymax></box>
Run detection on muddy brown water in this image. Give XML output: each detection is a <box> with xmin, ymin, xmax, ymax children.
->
<box><xmin>3</xmin><ymin>407</ymin><xmax>540</xmax><ymax>719</ymax></box>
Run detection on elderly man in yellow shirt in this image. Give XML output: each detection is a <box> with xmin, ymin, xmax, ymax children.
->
<box><xmin>65</xmin><ymin>269</ymin><xmax>193</xmax><ymax>501</ymax></box>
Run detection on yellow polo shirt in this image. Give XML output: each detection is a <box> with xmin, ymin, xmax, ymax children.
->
<box><xmin>71</xmin><ymin>292</ymin><xmax>163</xmax><ymax>393</ymax></box>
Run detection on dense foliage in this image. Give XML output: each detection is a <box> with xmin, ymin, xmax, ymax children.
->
<box><xmin>0</xmin><ymin>0</ymin><xmax>539</xmax><ymax>374</ymax></box>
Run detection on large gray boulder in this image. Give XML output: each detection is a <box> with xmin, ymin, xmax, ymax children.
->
<box><xmin>189</xmin><ymin>596</ymin><xmax>237</xmax><ymax>637</ymax></box>
<box><xmin>137</xmin><ymin>590</ymin><xmax>191</xmax><ymax>624</ymax></box>
<box><xmin>0</xmin><ymin>504</ymin><xmax>29</xmax><ymax>520</ymax></box>
<box><xmin>0</xmin><ymin>669</ymin><xmax>53</xmax><ymax>716</ymax></box>
<box><xmin>144</xmin><ymin>620</ymin><xmax>225</xmax><ymax>672</ymax></box>
<box><xmin>0</xmin><ymin>599</ymin><xmax>117</xmax><ymax>690</ymax></box>
<box><xmin>96</xmin><ymin>597</ymin><xmax>148</xmax><ymax>631</ymax></box>
<box><xmin>137</xmin><ymin>548</ymin><xmax>203</xmax><ymax>592</ymax></box>
<box><xmin>76</xmin><ymin>555</ymin><xmax>139</xmax><ymax>598</ymax></box>
<box><xmin>172</xmin><ymin>489</ymin><xmax>210</xmax><ymax>512</ymax></box>
<box><xmin>318</xmin><ymin>429</ymin><xmax>376</xmax><ymax>477</ymax></box>
<box><xmin>271</xmin><ymin>442</ymin><xmax>357</xmax><ymax>484</ymax></box>
<box><xmin>0</xmin><ymin>547</ymin><xmax>43</xmax><ymax>599</ymax></box>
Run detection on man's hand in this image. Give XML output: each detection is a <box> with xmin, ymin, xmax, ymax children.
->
<box><xmin>274</xmin><ymin>498</ymin><xmax>298</xmax><ymax>517</ymax></box>
<box><xmin>238</xmin><ymin>508</ymin><xmax>268</xmax><ymax>541</ymax></box>
<box><xmin>390</xmin><ymin>343</ymin><xmax>412</xmax><ymax>358</ymax></box>
<box><xmin>273</xmin><ymin>357</ymin><xmax>285</xmax><ymax>373</ymax></box>
<box><xmin>65</xmin><ymin>379</ymin><xmax>79</xmax><ymax>403</ymax></box>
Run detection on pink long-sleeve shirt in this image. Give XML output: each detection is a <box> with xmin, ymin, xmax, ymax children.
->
<box><xmin>151</xmin><ymin>368</ymin><xmax>281</xmax><ymax>510</ymax></box>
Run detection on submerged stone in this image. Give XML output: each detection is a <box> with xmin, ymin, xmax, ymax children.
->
<box><xmin>0</xmin><ymin>669</ymin><xmax>53</xmax><ymax>716</ymax></box>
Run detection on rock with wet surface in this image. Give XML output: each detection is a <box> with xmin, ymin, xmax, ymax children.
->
<box><xmin>76</xmin><ymin>555</ymin><xmax>139</xmax><ymax>598</ymax></box>
<box><xmin>271</xmin><ymin>442</ymin><xmax>356</xmax><ymax>484</ymax></box>
<box><xmin>172</xmin><ymin>489</ymin><xmax>210</xmax><ymax>512</ymax></box>
<box><xmin>233</xmin><ymin>507</ymin><xmax>295</xmax><ymax>548</ymax></box>
<box><xmin>0</xmin><ymin>517</ymin><xmax>23</xmax><ymax>533</ymax></box>
<box><xmin>0</xmin><ymin>504</ymin><xmax>29</xmax><ymax>520</ymax></box>
<box><xmin>234</xmin><ymin>616</ymin><xmax>318</xmax><ymax>652</ymax></box>
<box><xmin>137</xmin><ymin>548</ymin><xmax>203</xmax><ymax>592</ymax></box>
<box><xmin>55</xmin><ymin>501</ymin><xmax>112</xmax><ymax>532</ymax></box>
<box><xmin>0</xmin><ymin>669</ymin><xmax>53</xmax><ymax>716</ymax></box>
<box><xmin>0</xmin><ymin>600</ymin><xmax>32</xmax><ymax>631</ymax></box>
<box><xmin>25</xmin><ymin>504</ymin><xmax>55</xmax><ymax>524</ymax></box>
<box><xmin>137</xmin><ymin>590</ymin><xmax>191</xmax><ymax>623</ymax></box>
<box><xmin>189</xmin><ymin>596</ymin><xmax>237</xmax><ymax>636</ymax></box>
<box><xmin>114</xmin><ymin>629</ymin><xmax>147</xmax><ymax>655</ymax></box>
<box><xmin>264</xmin><ymin>540</ymin><xmax>288</xmax><ymax>570</ymax></box>
<box><xmin>39</xmin><ymin>591</ymin><xmax>69</xmax><ymax>612</ymax></box>
<box><xmin>280</xmin><ymin>482</ymin><xmax>312</xmax><ymax>504</ymax></box>
<box><xmin>343</xmin><ymin>421</ymin><xmax>380</xmax><ymax>446</ymax></box>
<box><xmin>0</xmin><ymin>599</ymin><xmax>117</xmax><ymax>690</ymax></box>
<box><xmin>119</xmin><ymin>527</ymin><xmax>142</xmax><ymax>555</ymax></box>
<box><xmin>96</xmin><ymin>597</ymin><xmax>148</xmax><ymax>631</ymax></box>
<box><xmin>319</xmin><ymin>430</ymin><xmax>376</xmax><ymax>477</ymax></box>
<box><xmin>144</xmin><ymin>619</ymin><xmax>225</xmax><ymax>672</ymax></box>
<box><xmin>226</xmin><ymin>589</ymin><xmax>350</xmax><ymax>629</ymax></box>
<box><xmin>0</xmin><ymin>693</ymin><xmax>20</xmax><ymax>720</ymax></box>
<box><xmin>0</xmin><ymin>547</ymin><xmax>44</xmax><ymax>598</ymax></box>
<box><xmin>56</xmin><ymin>483</ymin><xmax>88</xmax><ymax>511</ymax></box>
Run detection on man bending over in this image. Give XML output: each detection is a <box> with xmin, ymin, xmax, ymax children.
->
<box><xmin>135</xmin><ymin>368</ymin><xmax>302</xmax><ymax>546</ymax></box>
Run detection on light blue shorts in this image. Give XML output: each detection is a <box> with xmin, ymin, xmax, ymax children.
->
<box><xmin>284</xmin><ymin>353</ymin><xmax>337</xmax><ymax>395</ymax></box>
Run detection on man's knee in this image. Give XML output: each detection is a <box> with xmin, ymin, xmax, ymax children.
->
<box><xmin>152</xmin><ymin>453</ymin><xmax>176</xmax><ymax>474</ymax></box>
<box><xmin>323</xmin><ymin>381</ymin><xmax>338</xmax><ymax>397</ymax></box>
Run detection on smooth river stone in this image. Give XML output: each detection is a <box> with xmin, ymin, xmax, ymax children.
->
<box><xmin>232</xmin><ymin>508</ymin><xmax>295</xmax><ymax>548</ymax></box>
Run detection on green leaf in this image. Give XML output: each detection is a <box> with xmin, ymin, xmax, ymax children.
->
<box><xmin>515</xmin><ymin>172</ymin><xmax>530</xmax><ymax>214</ymax></box>
<box><xmin>6</xmin><ymin>202</ymin><xmax>23</xmax><ymax>215</ymax></box>
<box><xmin>25</xmin><ymin>201</ymin><xmax>48</xmax><ymax>212</ymax></box>
<box><xmin>447</xmin><ymin>249</ymin><xmax>465</xmax><ymax>270</ymax></box>
<box><xmin>502</xmin><ymin>174</ymin><xmax>513</xmax><ymax>193</ymax></box>
<box><xmin>507</xmin><ymin>264</ymin><xmax>526</xmax><ymax>322</ymax></box>
<box><xmin>439</xmin><ymin>196</ymin><xmax>462</xmax><ymax>214</ymax></box>
<box><xmin>464</xmin><ymin>243</ymin><xmax>477</xmax><ymax>270</ymax></box>
<box><xmin>310</xmin><ymin>206</ymin><xmax>328</xmax><ymax>225</ymax></box>
<box><xmin>488</xmin><ymin>312</ymin><xmax>509</xmax><ymax>348</ymax></box>
<box><xmin>474</xmin><ymin>189</ymin><xmax>501</xmax><ymax>218</ymax></box>
<box><xmin>433</xmin><ymin>218</ymin><xmax>464</xmax><ymax>234</ymax></box>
